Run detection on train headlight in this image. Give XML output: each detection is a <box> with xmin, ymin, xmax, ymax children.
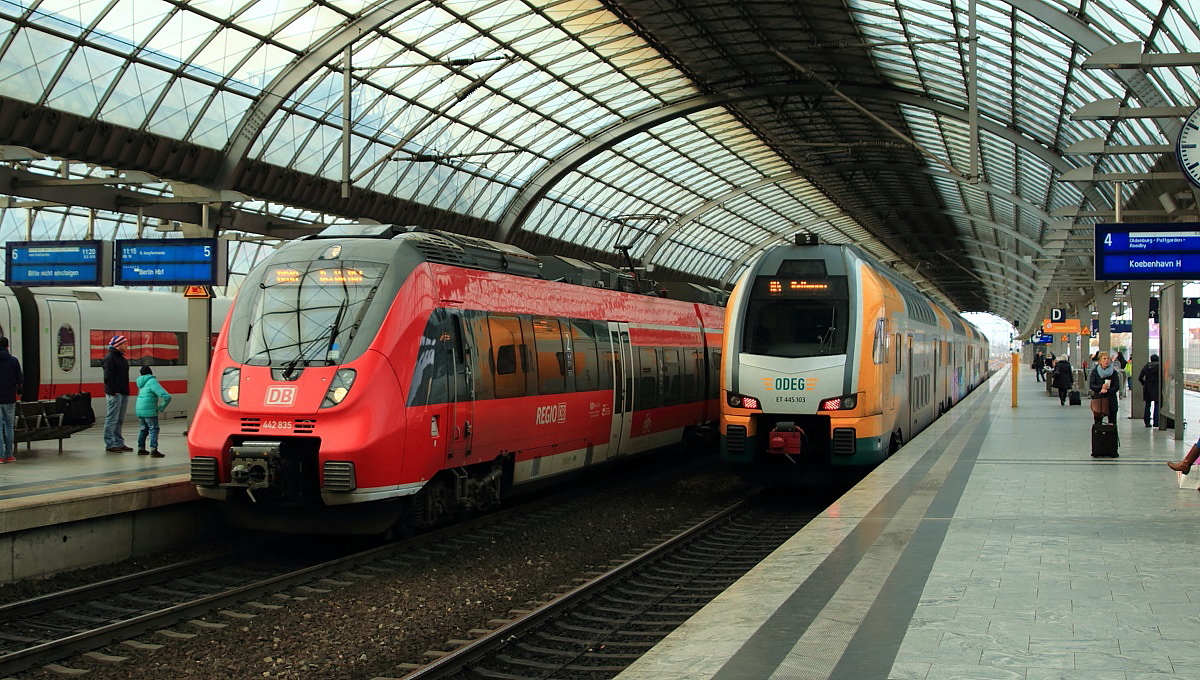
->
<box><xmin>321</xmin><ymin>368</ymin><xmax>357</xmax><ymax>408</ymax></box>
<box><xmin>819</xmin><ymin>394</ymin><xmax>858</xmax><ymax>411</ymax></box>
<box><xmin>221</xmin><ymin>367</ymin><xmax>240</xmax><ymax>406</ymax></box>
<box><xmin>727</xmin><ymin>393</ymin><xmax>761</xmax><ymax>410</ymax></box>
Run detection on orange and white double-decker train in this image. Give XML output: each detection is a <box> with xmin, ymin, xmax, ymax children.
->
<box><xmin>188</xmin><ymin>225</ymin><xmax>725</xmax><ymax>534</ymax></box>
<box><xmin>720</xmin><ymin>236</ymin><xmax>989</xmax><ymax>483</ymax></box>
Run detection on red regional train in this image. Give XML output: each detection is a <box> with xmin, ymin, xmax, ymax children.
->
<box><xmin>188</xmin><ymin>225</ymin><xmax>726</xmax><ymax>534</ymax></box>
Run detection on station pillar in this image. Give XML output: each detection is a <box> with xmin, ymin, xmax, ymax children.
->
<box><xmin>1095</xmin><ymin>284</ymin><xmax>1114</xmax><ymax>358</ymax></box>
<box><xmin>1129</xmin><ymin>281</ymin><xmax>1150</xmax><ymax>421</ymax></box>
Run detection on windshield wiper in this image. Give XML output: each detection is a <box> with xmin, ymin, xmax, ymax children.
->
<box><xmin>281</xmin><ymin>299</ymin><xmax>351</xmax><ymax>379</ymax></box>
<box><xmin>817</xmin><ymin>311</ymin><xmax>837</xmax><ymax>355</ymax></box>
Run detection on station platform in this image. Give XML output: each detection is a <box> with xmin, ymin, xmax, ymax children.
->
<box><xmin>618</xmin><ymin>363</ymin><xmax>1200</xmax><ymax>680</ymax></box>
<box><xmin>0</xmin><ymin>415</ymin><xmax>205</xmax><ymax>582</ymax></box>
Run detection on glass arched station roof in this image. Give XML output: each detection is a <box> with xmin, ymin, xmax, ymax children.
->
<box><xmin>0</xmin><ymin>0</ymin><xmax>1199</xmax><ymax>327</ymax></box>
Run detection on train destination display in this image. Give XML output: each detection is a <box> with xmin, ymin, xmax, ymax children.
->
<box><xmin>4</xmin><ymin>240</ymin><xmax>112</xmax><ymax>286</ymax></box>
<box><xmin>114</xmin><ymin>238</ymin><xmax>228</xmax><ymax>286</ymax></box>
<box><xmin>1094</xmin><ymin>222</ymin><xmax>1200</xmax><ymax>280</ymax></box>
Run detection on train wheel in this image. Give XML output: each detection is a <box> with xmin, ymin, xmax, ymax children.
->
<box><xmin>889</xmin><ymin>430</ymin><xmax>903</xmax><ymax>456</ymax></box>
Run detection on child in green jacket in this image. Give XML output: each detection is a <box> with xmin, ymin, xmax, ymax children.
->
<box><xmin>135</xmin><ymin>365</ymin><xmax>171</xmax><ymax>458</ymax></box>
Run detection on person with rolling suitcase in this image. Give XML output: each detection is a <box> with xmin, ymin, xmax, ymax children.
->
<box><xmin>1088</xmin><ymin>353</ymin><xmax>1120</xmax><ymax>458</ymax></box>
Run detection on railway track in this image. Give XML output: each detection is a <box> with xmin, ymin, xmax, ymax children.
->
<box><xmin>0</xmin><ymin>454</ymin><xmax>740</xmax><ymax>678</ymax></box>
<box><xmin>0</xmin><ymin>536</ymin><xmax>391</xmax><ymax>676</ymax></box>
<box><xmin>392</xmin><ymin>492</ymin><xmax>821</xmax><ymax>680</ymax></box>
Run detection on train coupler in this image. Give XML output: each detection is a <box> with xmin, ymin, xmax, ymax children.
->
<box><xmin>767</xmin><ymin>422</ymin><xmax>804</xmax><ymax>457</ymax></box>
<box><xmin>225</xmin><ymin>440</ymin><xmax>283</xmax><ymax>502</ymax></box>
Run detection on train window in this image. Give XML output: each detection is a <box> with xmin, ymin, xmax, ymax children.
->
<box><xmin>633</xmin><ymin>348</ymin><xmax>659</xmax><ymax>410</ymax></box>
<box><xmin>406</xmin><ymin>311</ymin><xmax>454</xmax><ymax>406</ymax></box>
<box><xmin>684</xmin><ymin>349</ymin><xmax>701</xmax><ymax>401</ymax></box>
<box><xmin>872</xmin><ymin>319</ymin><xmax>886</xmax><ymax>365</ymax></box>
<box><xmin>533</xmin><ymin>316</ymin><xmax>566</xmax><ymax>394</ymax></box>
<box><xmin>91</xmin><ymin>330</ymin><xmax>184</xmax><ymax>367</ymax></box>
<box><xmin>242</xmin><ymin>259</ymin><xmax>386</xmax><ymax>367</ymax></box>
<box><xmin>662</xmin><ymin>349</ymin><xmax>682</xmax><ymax>406</ymax></box>
<box><xmin>743</xmin><ymin>300</ymin><xmax>847</xmax><ymax>357</ymax></box>
<box><xmin>464</xmin><ymin>313</ymin><xmax>494</xmax><ymax>401</ymax></box>
<box><xmin>570</xmin><ymin>320</ymin><xmax>600</xmax><ymax>392</ymax></box>
<box><xmin>894</xmin><ymin>333</ymin><xmax>902</xmax><ymax>373</ymax></box>
<box><xmin>708</xmin><ymin>348</ymin><xmax>721</xmax><ymax>398</ymax></box>
<box><xmin>489</xmin><ymin>314</ymin><xmax>527</xmax><ymax>399</ymax></box>
<box><xmin>57</xmin><ymin>324</ymin><xmax>76</xmax><ymax>372</ymax></box>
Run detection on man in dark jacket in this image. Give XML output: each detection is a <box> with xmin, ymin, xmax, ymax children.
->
<box><xmin>1139</xmin><ymin>354</ymin><xmax>1161</xmax><ymax>428</ymax></box>
<box><xmin>101</xmin><ymin>335</ymin><xmax>132</xmax><ymax>452</ymax></box>
<box><xmin>0</xmin><ymin>336</ymin><xmax>22</xmax><ymax>463</ymax></box>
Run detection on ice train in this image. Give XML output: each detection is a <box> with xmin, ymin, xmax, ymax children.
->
<box><xmin>0</xmin><ymin>286</ymin><xmax>230</xmax><ymax>416</ymax></box>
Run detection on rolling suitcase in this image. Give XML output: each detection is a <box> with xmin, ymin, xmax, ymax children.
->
<box><xmin>1091</xmin><ymin>423</ymin><xmax>1119</xmax><ymax>458</ymax></box>
<box><xmin>1068</xmin><ymin>390</ymin><xmax>1081</xmax><ymax>405</ymax></box>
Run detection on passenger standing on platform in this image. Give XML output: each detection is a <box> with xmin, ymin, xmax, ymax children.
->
<box><xmin>1052</xmin><ymin>355</ymin><xmax>1073</xmax><ymax>405</ymax></box>
<box><xmin>102</xmin><ymin>335</ymin><xmax>132</xmax><ymax>452</ymax></box>
<box><xmin>1139</xmin><ymin>354</ymin><xmax>1161</xmax><ymax>428</ymax></box>
<box><xmin>0</xmin><ymin>336</ymin><xmax>22</xmax><ymax>463</ymax></box>
<box><xmin>1032</xmin><ymin>350</ymin><xmax>1044</xmax><ymax>381</ymax></box>
<box><xmin>135</xmin><ymin>365</ymin><xmax>170</xmax><ymax>458</ymax></box>
<box><xmin>1122</xmin><ymin>355</ymin><xmax>1133</xmax><ymax>398</ymax></box>
<box><xmin>1088</xmin><ymin>353</ymin><xmax>1120</xmax><ymax>425</ymax></box>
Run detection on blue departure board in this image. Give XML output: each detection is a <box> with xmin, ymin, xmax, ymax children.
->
<box><xmin>4</xmin><ymin>240</ymin><xmax>112</xmax><ymax>286</ymax></box>
<box><xmin>1094</xmin><ymin>222</ymin><xmax>1200</xmax><ymax>281</ymax></box>
<box><xmin>114</xmin><ymin>238</ymin><xmax>227</xmax><ymax>286</ymax></box>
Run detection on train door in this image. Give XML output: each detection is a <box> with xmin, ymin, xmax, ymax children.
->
<box><xmin>932</xmin><ymin>341</ymin><xmax>940</xmax><ymax>414</ymax></box>
<box><xmin>906</xmin><ymin>334</ymin><xmax>915</xmax><ymax>439</ymax></box>
<box><xmin>0</xmin><ymin>293</ymin><xmax>17</xmax><ymax>360</ymax></box>
<box><xmin>44</xmin><ymin>299</ymin><xmax>83</xmax><ymax>398</ymax></box>
<box><xmin>607</xmin><ymin>323</ymin><xmax>634</xmax><ymax>457</ymax></box>
<box><xmin>447</xmin><ymin>313</ymin><xmax>475</xmax><ymax>461</ymax></box>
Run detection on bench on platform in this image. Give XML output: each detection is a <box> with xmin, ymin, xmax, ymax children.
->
<box><xmin>14</xmin><ymin>400</ymin><xmax>92</xmax><ymax>453</ymax></box>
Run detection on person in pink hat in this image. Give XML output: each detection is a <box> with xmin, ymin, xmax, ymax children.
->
<box><xmin>101</xmin><ymin>335</ymin><xmax>132</xmax><ymax>452</ymax></box>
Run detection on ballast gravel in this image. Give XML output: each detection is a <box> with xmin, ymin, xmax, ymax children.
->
<box><xmin>10</xmin><ymin>469</ymin><xmax>751</xmax><ymax>679</ymax></box>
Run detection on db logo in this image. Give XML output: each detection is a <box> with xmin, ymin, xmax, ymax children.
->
<box><xmin>265</xmin><ymin>385</ymin><xmax>297</xmax><ymax>406</ymax></box>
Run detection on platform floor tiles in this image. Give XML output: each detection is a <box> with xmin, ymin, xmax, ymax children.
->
<box><xmin>0</xmin><ymin>416</ymin><xmax>189</xmax><ymax>501</ymax></box>
<box><xmin>616</xmin><ymin>365</ymin><xmax>1200</xmax><ymax>680</ymax></box>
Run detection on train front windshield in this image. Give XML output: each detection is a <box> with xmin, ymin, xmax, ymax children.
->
<box><xmin>242</xmin><ymin>261</ymin><xmax>386</xmax><ymax>367</ymax></box>
<box><xmin>742</xmin><ymin>275</ymin><xmax>849</xmax><ymax>358</ymax></box>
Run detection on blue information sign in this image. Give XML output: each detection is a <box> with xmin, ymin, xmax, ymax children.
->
<box><xmin>114</xmin><ymin>238</ymin><xmax>227</xmax><ymax>286</ymax></box>
<box><xmin>4</xmin><ymin>240</ymin><xmax>112</xmax><ymax>286</ymax></box>
<box><xmin>1095</xmin><ymin>222</ymin><xmax>1200</xmax><ymax>280</ymax></box>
